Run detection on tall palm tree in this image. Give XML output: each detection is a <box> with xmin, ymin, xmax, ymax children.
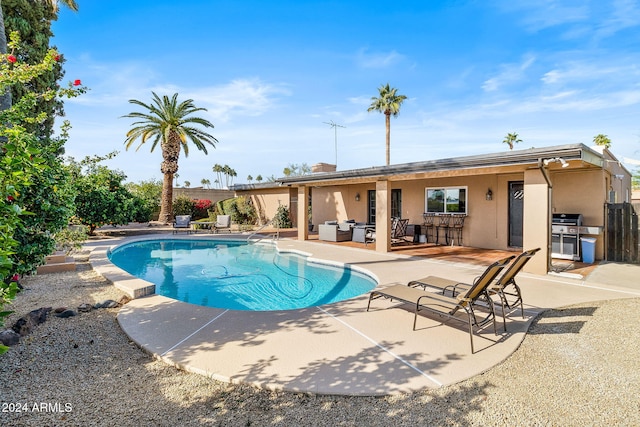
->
<box><xmin>503</xmin><ymin>132</ymin><xmax>522</xmax><ymax>150</ymax></box>
<box><xmin>367</xmin><ymin>83</ymin><xmax>407</xmax><ymax>165</ymax></box>
<box><xmin>0</xmin><ymin>0</ymin><xmax>78</xmax><ymax>111</ymax></box>
<box><xmin>123</xmin><ymin>92</ymin><xmax>218</xmax><ymax>223</ymax></box>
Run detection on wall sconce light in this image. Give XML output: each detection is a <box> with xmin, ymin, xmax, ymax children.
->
<box><xmin>486</xmin><ymin>188</ymin><xmax>493</xmax><ymax>201</ymax></box>
<box><xmin>355</xmin><ymin>193</ymin><xmax>360</xmax><ymax>202</ymax></box>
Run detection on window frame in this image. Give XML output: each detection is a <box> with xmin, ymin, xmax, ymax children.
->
<box><xmin>424</xmin><ymin>186</ymin><xmax>468</xmax><ymax>214</ymax></box>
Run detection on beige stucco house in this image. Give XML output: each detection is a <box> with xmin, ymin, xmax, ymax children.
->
<box><xmin>233</xmin><ymin>144</ymin><xmax>633</xmax><ymax>275</ymax></box>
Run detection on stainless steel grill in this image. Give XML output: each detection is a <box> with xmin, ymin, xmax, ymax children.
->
<box><xmin>551</xmin><ymin>213</ymin><xmax>583</xmax><ymax>260</ymax></box>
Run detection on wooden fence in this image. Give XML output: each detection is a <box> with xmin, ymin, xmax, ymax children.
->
<box><xmin>606</xmin><ymin>203</ymin><xmax>639</xmax><ymax>263</ymax></box>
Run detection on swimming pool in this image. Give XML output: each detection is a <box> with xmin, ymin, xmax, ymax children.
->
<box><xmin>108</xmin><ymin>238</ymin><xmax>377</xmax><ymax>311</ymax></box>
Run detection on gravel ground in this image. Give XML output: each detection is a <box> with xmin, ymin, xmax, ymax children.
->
<box><xmin>1</xmin><ymin>250</ymin><xmax>639</xmax><ymax>426</ymax></box>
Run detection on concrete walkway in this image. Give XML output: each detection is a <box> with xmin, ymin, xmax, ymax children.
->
<box><xmin>89</xmin><ymin>234</ymin><xmax>640</xmax><ymax>396</ymax></box>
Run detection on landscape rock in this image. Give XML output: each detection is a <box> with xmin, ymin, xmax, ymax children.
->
<box><xmin>77</xmin><ymin>303</ymin><xmax>93</xmax><ymax>313</ymax></box>
<box><xmin>11</xmin><ymin>307</ymin><xmax>51</xmax><ymax>336</ymax></box>
<box><xmin>55</xmin><ymin>309</ymin><xmax>77</xmax><ymax>318</ymax></box>
<box><xmin>0</xmin><ymin>329</ymin><xmax>20</xmax><ymax>346</ymax></box>
<box><xmin>54</xmin><ymin>307</ymin><xmax>68</xmax><ymax>313</ymax></box>
<box><xmin>94</xmin><ymin>299</ymin><xmax>118</xmax><ymax>309</ymax></box>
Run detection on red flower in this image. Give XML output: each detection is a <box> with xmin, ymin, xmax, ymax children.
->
<box><xmin>73</xmin><ymin>79</ymin><xmax>82</xmax><ymax>86</ymax></box>
<box><xmin>54</xmin><ymin>54</ymin><xmax>60</xmax><ymax>62</ymax></box>
<box><xmin>7</xmin><ymin>55</ymin><xmax>16</xmax><ymax>63</ymax></box>
<box><xmin>11</xmin><ymin>274</ymin><xmax>19</xmax><ymax>282</ymax></box>
<box><xmin>7</xmin><ymin>195</ymin><xmax>14</xmax><ymax>202</ymax></box>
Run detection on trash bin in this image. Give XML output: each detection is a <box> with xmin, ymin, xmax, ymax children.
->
<box><xmin>580</xmin><ymin>237</ymin><xmax>596</xmax><ymax>264</ymax></box>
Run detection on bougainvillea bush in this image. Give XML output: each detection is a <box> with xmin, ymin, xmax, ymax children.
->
<box><xmin>0</xmin><ymin>32</ymin><xmax>85</xmax><ymax>353</ymax></box>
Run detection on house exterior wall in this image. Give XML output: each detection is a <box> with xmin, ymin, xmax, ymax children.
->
<box><xmin>236</xmin><ymin>187</ymin><xmax>292</xmax><ymax>225</ymax></box>
<box><xmin>234</xmin><ymin>145</ymin><xmax>633</xmax><ymax>273</ymax></box>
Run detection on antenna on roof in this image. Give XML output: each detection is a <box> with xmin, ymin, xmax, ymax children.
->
<box><xmin>323</xmin><ymin>120</ymin><xmax>345</xmax><ymax>169</ymax></box>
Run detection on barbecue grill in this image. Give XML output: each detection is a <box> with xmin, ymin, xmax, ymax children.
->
<box><xmin>551</xmin><ymin>213</ymin><xmax>583</xmax><ymax>260</ymax></box>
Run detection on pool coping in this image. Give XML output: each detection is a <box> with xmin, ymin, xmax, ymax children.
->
<box><xmin>89</xmin><ymin>233</ymin><xmax>640</xmax><ymax>396</ymax></box>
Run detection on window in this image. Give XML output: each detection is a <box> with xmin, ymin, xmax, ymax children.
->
<box><xmin>425</xmin><ymin>187</ymin><xmax>467</xmax><ymax>214</ymax></box>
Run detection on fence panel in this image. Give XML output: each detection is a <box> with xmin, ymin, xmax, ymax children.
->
<box><xmin>606</xmin><ymin>203</ymin><xmax>639</xmax><ymax>263</ymax></box>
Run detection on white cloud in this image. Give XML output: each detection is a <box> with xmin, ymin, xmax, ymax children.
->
<box><xmin>482</xmin><ymin>54</ymin><xmax>536</xmax><ymax>92</ymax></box>
<box><xmin>354</xmin><ymin>48</ymin><xmax>404</xmax><ymax>68</ymax></box>
<box><xmin>183</xmin><ymin>79</ymin><xmax>291</xmax><ymax>123</ymax></box>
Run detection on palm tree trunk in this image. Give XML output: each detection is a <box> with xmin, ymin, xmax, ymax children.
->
<box><xmin>385</xmin><ymin>111</ymin><xmax>391</xmax><ymax>165</ymax></box>
<box><xmin>158</xmin><ymin>172</ymin><xmax>174</xmax><ymax>224</ymax></box>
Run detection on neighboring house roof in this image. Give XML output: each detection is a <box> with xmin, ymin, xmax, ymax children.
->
<box><xmin>232</xmin><ymin>143</ymin><xmax>621</xmax><ymax>190</ymax></box>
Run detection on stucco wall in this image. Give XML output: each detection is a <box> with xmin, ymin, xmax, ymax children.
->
<box><xmin>172</xmin><ymin>188</ymin><xmax>235</xmax><ymax>203</ymax></box>
<box><xmin>238</xmin><ymin>187</ymin><xmax>292</xmax><ymax>225</ymax></box>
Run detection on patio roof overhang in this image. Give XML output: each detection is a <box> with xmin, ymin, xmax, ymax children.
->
<box><xmin>273</xmin><ymin>143</ymin><xmax>604</xmax><ymax>188</ymax></box>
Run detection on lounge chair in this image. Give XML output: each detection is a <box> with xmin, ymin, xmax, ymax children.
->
<box><xmin>408</xmin><ymin>248</ymin><xmax>540</xmax><ymax>331</ymax></box>
<box><xmin>367</xmin><ymin>255</ymin><xmax>514</xmax><ymax>353</ymax></box>
<box><xmin>213</xmin><ymin>215</ymin><xmax>232</xmax><ymax>233</ymax></box>
<box><xmin>172</xmin><ymin>215</ymin><xmax>192</xmax><ymax>234</ymax></box>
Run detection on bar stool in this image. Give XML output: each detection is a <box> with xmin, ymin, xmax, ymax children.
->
<box><xmin>422</xmin><ymin>212</ymin><xmax>436</xmax><ymax>243</ymax></box>
<box><xmin>435</xmin><ymin>214</ymin><xmax>451</xmax><ymax>245</ymax></box>
<box><xmin>448</xmin><ymin>214</ymin><xmax>465</xmax><ymax>246</ymax></box>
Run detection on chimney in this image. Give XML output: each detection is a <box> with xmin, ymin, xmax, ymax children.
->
<box><xmin>311</xmin><ymin>163</ymin><xmax>337</xmax><ymax>173</ymax></box>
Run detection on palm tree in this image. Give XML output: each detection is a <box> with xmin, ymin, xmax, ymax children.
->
<box><xmin>367</xmin><ymin>83</ymin><xmax>407</xmax><ymax>165</ymax></box>
<box><xmin>123</xmin><ymin>92</ymin><xmax>218</xmax><ymax>223</ymax></box>
<box><xmin>0</xmin><ymin>0</ymin><xmax>79</xmax><ymax>111</ymax></box>
<box><xmin>593</xmin><ymin>134</ymin><xmax>611</xmax><ymax>149</ymax></box>
<box><xmin>503</xmin><ymin>132</ymin><xmax>522</xmax><ymax>150</ymax></box>
<box><xmin>212</xmin><ymin>164</ymin><xmax>224</xmax><ymax>188</ymax></box>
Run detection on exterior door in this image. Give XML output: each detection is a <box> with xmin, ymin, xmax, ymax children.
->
<box><xmin>509</xmin><ymin>181</ymin><xmax>524</xmax><ymax>248</ymax></box>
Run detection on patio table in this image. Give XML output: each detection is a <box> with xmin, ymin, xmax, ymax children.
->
<box><xmin>192</xmin><ymin>221</ymin><xmax>215</xmax><ymax>233</ymax></box>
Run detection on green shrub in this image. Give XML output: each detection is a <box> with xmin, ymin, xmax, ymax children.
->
<box><xmin>54</xmin><ymin>226</ymin><xmax>88</xmax><ymax>255</ymax></box>
<box><xmin>172</xmin><ymin>196</ymin><xmax>195</xmax><ymax>217</ymax></box>
<box><xmin>273</xmin><ymin>204</ymin><xmax>292</xmax><ymax>228</ymax></box>
<box><xmin>215</xmin><ymin>197</ymin><xmax>257</xmax><ymax>225</ymax></box>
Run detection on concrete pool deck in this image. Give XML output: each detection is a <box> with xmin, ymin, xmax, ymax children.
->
<box><xmin>88</xmin><ymin>234</ymin><xmax>640</xmax><ymax>396</ymax></box>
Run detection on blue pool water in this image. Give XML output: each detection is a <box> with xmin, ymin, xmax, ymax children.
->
<box><xmin>108</xmin><ymin>239</ymin><xmax>377</xmax><ymax>311</ymax></box>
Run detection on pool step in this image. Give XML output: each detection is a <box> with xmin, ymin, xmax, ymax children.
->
<box><xmin>36</xmin><ymin>251</ymin><xmax>76</xmax><ymax>274</ymax></box>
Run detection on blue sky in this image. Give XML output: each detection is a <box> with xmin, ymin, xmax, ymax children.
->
<box><xmin>52</xmin><ymin>0</ymin><xmax>640</xmax><ymax>186</ymax></box>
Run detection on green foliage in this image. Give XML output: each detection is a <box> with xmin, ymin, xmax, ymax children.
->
<box><xmin>0</xmin><ymin>30</ymin><xmax>85</xmax><ymax>339</ymax></box>
<box><xmin>3</xmin><ymin>0</ymin><xmax>62</xmax><ymax>139</ymax></box>
<box><xmin>224</xmin><ymin>196</ymin><xmax>257</xmax><ymax>225</ymax></box>
<box><xmin>54</xmin><ymin>225</ymin><xmax>88</xmax><ymax>255</ymax></box>
<box><xmin>503</xmin><ymin>132</ymin><xmax>522</xmax><ymax>150</ymax></box>
<box><xmin>593</xmin><ymin>134</ymin><xmax>612</xmax><ymax>149</ymax></box>
<box><xmin>273</xmin><ymin>204</ymin><xmax>292</xmax><ymax>229</ymax></box>
<box><xmin>68</xmin><ymin>153</ymin><xmax>145</xmax><ymax>234</ymax></box>
<box><xmin>126</xmin><ymin>178</ymin><xmax>161</xmax><ymax>221</ymax></box>
<box><xmin>172</xmin><ymin>196</ymin><xmax>195</xmax><ymax>217</ymax></box>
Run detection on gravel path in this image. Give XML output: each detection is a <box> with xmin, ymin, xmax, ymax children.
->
<box><xmin>1</xmin><ymin>250</ymin><xmax>639</xmax><ymax>426</ymax></box>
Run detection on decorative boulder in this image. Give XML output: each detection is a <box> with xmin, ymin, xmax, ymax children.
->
<box><xmin>11</xmin><ymin>307</ymin><xmax>51</xmax><ymax>336</ymax></box>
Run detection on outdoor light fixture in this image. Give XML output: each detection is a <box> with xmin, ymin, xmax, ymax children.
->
<box><xmin>543</xmin><ymin>157</ymin><xmax>569</xmax><ymax>168</ymax></box>
<box><xmin>355</xmin><ymin>193</ymin><xmax>360</xmax><ymax>201</ymax></box>
<box><xmin>486</xmin><ymin>188</ymin><xmax>493</xmax><ymax>201</ymax></box>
